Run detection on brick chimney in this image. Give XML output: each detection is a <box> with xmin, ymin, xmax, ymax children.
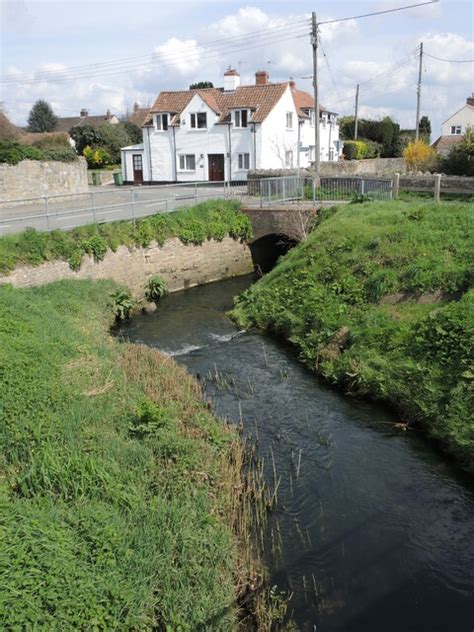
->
<box><xmin>224</xmin><ymin>68</ymin><xmax>240</xmax><ymax>91</ymax></box>
<box><xmin>80</xmin><ymin>108</ymin><xmax>88</xmax><ymax>117</ymax></box>
<box><xmin>133</xmin><ymin>101</ymin><xmax>140</xmax><ymax>112</ymax></box>
<box><xmin>289</xmin><ymin>79</ymin><xmax>296</xmax><ymax>90</ymax></box>
<box><xmin>467</xmin><ymin>93</ymin><xmax>474</xmax><ymax>106</ymax></box>
<box><xmin>255</xmin><ymin>70</ymin><xmax>269</xmax><ymax>86</ymax></box>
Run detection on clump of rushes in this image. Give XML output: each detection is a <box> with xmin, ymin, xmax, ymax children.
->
<box><xmin>0</xmin><ymin>199</ymin><xmax>253</xmax><ymax>275</ymax></box>
<box><xmin>0</xmin><ymin>278</ymin><xmax>273</xmax><ymax>629</ymax></box>
<box><xmin>232</xmin><ymin>199</ymin><xmax>474</xmax><ymax>471</ymax></box>
<box><xmin>144</xmin><ymin>275</ymin><xmax>168</xmax><ymax>303</ymax></box>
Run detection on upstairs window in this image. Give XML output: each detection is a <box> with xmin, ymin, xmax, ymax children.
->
<box><xmin>156</xmin><ymin>114</ymin><xmax>168</xmax><ymax>131</ymax></box>
<box><xmin>234</xmin><ymin>109</ymin><xmax>248</xmax><ymax>128</ymax></box>
<box><xmin>238</xmin><ymin>153</ymin><xmax>250</xmax><ymax>170</ymax></box>
<box><xmin>190</xmin><ymin>112</ymin><xmax>207</xmax><ymax>129</ymax></box>
<box><xmin>286</xmin><ymin>112</ymin><xmax>293</xmax><ymax>129</ymax></box>
<box><xmin>178</xmin><ymin>154</ymin><xmax>196</xmax><ymax>171</ymax></box>
<box><xmin>451</xmin><ymin>125</ymin><xmax>462</xmax><ymax>135</ymax></box>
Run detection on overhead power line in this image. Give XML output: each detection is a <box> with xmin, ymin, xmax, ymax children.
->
<box><xmin>0</xmin><ymin>18</ymin><xmax>311</xmax><ymax>85</ymax></box>
<box><xmin>424</xmin><ymin>52</ymin><xmax>474</xmax><ymax>63</ymax></box>
<box><xmin>318</xmin><ymin>0</ymin><xmax>439</xmax><ymax>26</ymax></box>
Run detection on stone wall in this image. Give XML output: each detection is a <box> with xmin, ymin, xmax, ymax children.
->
<box><xmin>0</xmin><ymin>236</ymin><xmax>254</xmax><ymax>297</ymax></box>
<box><xmin>399</xmin><ymin>174</ymin><xmax>474</xmax><ymax>194</ymax></box>
<box><xmin>248</xmin><ymin>157</ymin><xmax>407</xmax><ymax>182</ymax></box>
<box><xmin>0</xmin><ymin>157</ymin><xmax>88</xmax><ymax>202</ymax></box>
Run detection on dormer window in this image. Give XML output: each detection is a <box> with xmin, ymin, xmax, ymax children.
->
<box><xmin>156</xmin><ymin>114</ymin><xmax>168</xmax><ymax>131</ymax></box>
<box><xmin>234</xmin><ymin>109</ymin><xmax>248</xmax><ymax>128</ymax></box>
<box><xmin>190</xmin><ymin>112</ymin><xmax>207</xmax><ymax>129</ymax></box>
<box><xmin>451</xmin><ymin>125</ymin><xmax>462</xmax><ymax>135</ymax></box>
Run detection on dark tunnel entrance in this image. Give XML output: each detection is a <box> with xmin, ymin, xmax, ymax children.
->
<box><xmin>249</xmin><ymin>234</ymin><xmax>299</xmax><ymax>274</ymax></box>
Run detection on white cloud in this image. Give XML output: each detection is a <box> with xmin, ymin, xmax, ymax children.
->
<box><xmin>153</xmin><ymin>37</ymin><xmax>203</xmax><ymax>76</ymax></box>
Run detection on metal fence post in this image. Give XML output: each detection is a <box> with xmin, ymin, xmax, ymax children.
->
<box><xmin>282</xmin><ymin>178</ymin><xmax>286</xmax><ymax>202</ymax></box>
<box><xmin>91</xmin><ymin>191</ymin><xmax>97</xmax><ymax>223</ymax></box>
<box><xmin>131</xmin><ymin>189</ymin><xmax>136</xmax><ymax>225</ymax></box>
<box><xmin>361</xmin><ymin>178</ymin><xmax>365</xmax><ymax>195</ymax></box>
<box><xmin>434</xmin><ymin>173</ymin><xmax>441</xmax><ymax>203</ymax></box>
<box><xmin>268</xmin><ymin>180</ymin><xmax>272</xmax><ymax>207</ymax></box>
<box><xmin>44</xmin><ymin>196</ymin><xmax>50</xmax><ymax>231</ymax></box>
<box><xmin>194</xmin><ymin>182</ymin><xmax>198</xmax><ymax>204</ymax></box>
<box><xmin>259</xmin><ymin>181</ymin><xmax>263</xmax><ymax>208</ymax></box>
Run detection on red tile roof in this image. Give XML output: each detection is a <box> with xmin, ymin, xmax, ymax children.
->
<box><xmin>432</xmin><ymin>135</ymin><xmax>463</xmax><ymax>155</ymax></box>
<box><xmin>143</xmin><ymin>82</ymin><xmax>336</xmax><ymax>128</ymax></box>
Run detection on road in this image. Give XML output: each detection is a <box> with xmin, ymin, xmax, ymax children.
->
<box><xmin>0</xmin><ymin>182</ymin><xmax>250</xmax><ymax>235</ymax></box>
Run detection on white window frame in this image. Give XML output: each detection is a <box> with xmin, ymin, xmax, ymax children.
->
<box><xmin>234</xmin><ymin>109</ymin><xmax>248</xmax><ymax>128</ymax></box>
<box><xmin>309</xmin><ymin>109</ymin><xmax>315</xmax><ymax>127</ymax></box>
<box><xmin>178</xmin><ymin>154</ymin><xmax>196</xmax><ymax>171</ymax></box>
<box><xmin>286</xmin><ymin>112</ymin><xmax>293</xmax><ymax>129</ymax></box>
<box><xmin>451</xmin><ymin>125</ymin><xmax>462</xmax><ymax>135</ymax></box>
<box><xmin>190</xmin><ymin>112</ymin><xmax>207</xmax><ymax>129</ymax></box>
<box><xmin>285</xmin><ymin>150</ymin><xmax>293</xmax><ymax>168</ymax></box>
<box><xmin>237</xmin><ymin>153</ymin><xmax>250</xmax><ymax>170</ymax></box>
<box><xmin>155</xmin><ymin>113</ymin><xmax>169</xmax><ymax>131</ymax></box>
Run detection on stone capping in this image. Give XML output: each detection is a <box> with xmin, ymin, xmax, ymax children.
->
<box><xmin>0</xmin><ymin>236</ymin><xmax>254</xmax><ymax>298</ymax></box>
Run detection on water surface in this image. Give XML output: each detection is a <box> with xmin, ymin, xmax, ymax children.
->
<box><xmin>118</xmin><ymin>275</ymin><xmax>474</xmax><ymax>632</ymax></box>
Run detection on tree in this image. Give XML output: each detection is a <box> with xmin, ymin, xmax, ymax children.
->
<box><xmin>419</xmin><ymin>116</ymin><xmax>432</xmax><ymax>143</ymax></box>
<box><xmin>70</xmin><ymin>125</ymin><xmax>104</xmax><ymax>155</ymax></box>
<box><xmin>27</xmin><ymin>99</ymin><xmax>58</xmax><ymax>132</ymax></box>
<box><xmin>441</xmin><ymin>127</ymin><xmax>474</xmax><ymax>176</ymax></box>
<box><xmin>97</xmin><ymin>122</ymin><xmax>132</xmax><ymax>164</ymax></box>
<box><xmin>122</xmin><ymin>121</ymin><xmax>143</xmax><ymax>144</ymax></box>
<box><xmin>189</xmin><ymin>81</ymin><xmax>214</xmax><ymax>89</ymax></box>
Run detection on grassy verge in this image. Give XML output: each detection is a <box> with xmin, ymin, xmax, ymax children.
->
<box><xmin>232</xmin><ymin>199</ymin><xmax>474</xmax><ymax>471</ymax></box>
<box><xmin>0</xmin><ymin>199</ymin><xmax>252</xmax><ymax>274</ymax></box>
<box><xmin>0</xmin><ymin>279</ymin><xmax>259</xmax><ymax>629</ymax></box>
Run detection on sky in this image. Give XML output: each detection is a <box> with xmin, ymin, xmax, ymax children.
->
<box><xmin>1</xmin><ymin>0</ymin><xmax>473</xmax><ymax>137</ymax></box>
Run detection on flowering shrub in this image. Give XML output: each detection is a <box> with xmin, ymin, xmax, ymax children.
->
<box><xmin>404</xmin><ymin>140</ymin><xmax>438</xmax><ymax>172</ymax></box>
<box><xmin>83</xmin><ymin>145</ymin><xmax>111</xmax><ymax>168</ymax></box>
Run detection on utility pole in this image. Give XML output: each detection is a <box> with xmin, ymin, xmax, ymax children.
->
<box><xmin>311</xmin><ymin>12</ymin><xmax>320</xmax><ymax>182</ymax></box>
<box><xmin>354</xmin><ymin>83</ymin><xmax>360</xmax><ymax>140</ymax></box>
<box><xmin>415</xmin><ymin>42</ymin><xmax>423</xmax><ymax>141</ymax></box>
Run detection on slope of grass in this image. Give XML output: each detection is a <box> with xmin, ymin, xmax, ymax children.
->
<box><xmin>232</xmin><ymin>199</ymin><xmax>474</xmax><ymax>470</ymax></box>
<box><xmin>0</xmin><ymin>279</ymin><xmax>247</xmax><ymax>629</ymax></box>
<box><xmin>0</xmin><ymin>199</ymin><xmax>252</xmax><ymax>274</ymax></box>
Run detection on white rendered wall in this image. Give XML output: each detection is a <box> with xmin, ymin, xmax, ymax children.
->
<box><xmin>260</xmin><ymin>85</ymin><xmax>300</xmax><ymax>169</ymax></box>
<box><xmin>441</xmin><ymin>105</ymin><xmax>474</xmax><ymax>135</ymax></box>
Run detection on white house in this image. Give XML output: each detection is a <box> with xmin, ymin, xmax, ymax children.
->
<box><xmin>121</xmin><ymin>69</ymin><xmax>340</xmax><ymax>184</ymax></box>
<box><xmin>432</xmin><ymin>94</ymin><xmax>474</xmax><ymax>156</ymax></box>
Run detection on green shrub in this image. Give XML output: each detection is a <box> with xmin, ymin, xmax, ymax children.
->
<box><xmin>110</xmin><ymin>288</ymin><xmax>135</xmax><ymax>320</ymax></box>
<box><xmin>41</xmin><ymin>144</ymin><xmax>78</xmax><ymax>162</ymax></box>
<box><xmin>83</xmin><ymin>145</ymin><xmax>112</xmax><ymax>169</ymax></box>
<box><xmin>82</xmin><ymin>234</ymin><xmax>108</xmax><ymax>262</ymax></box>
<box><xmin>343</xmin><ymin>140</ymin><xmax>369</xmax><ymax>160</ymax></box>
<box><xmin>0</xmin><ymin>140</ymin><xmax>45</xmax><ymax>165</ymax></box>
<box><xmin>441</xmin><ymin>127</ymin><xmax>474</xmax><ymax>176</ymax></box>
<box><xmin>145</xmin><ymin>275</ymin><xmax>168</xmax><ymax>302</ymax></box>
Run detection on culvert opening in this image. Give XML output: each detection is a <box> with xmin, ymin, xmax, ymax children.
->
<box><xmin>249</xmin><ymin>233</ymin><xmax>298</xmax><ymax>274</ymax></box>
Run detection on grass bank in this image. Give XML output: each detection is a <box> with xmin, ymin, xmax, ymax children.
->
<box><xmin>0</xmin><ymin>279</ymin><xmax>260</xmax><ymax>629</ymax></box>
<box><xmin>232</xmin><ymin>199</ymin><xmax>474</xmax><ymax>471</ymax></box>
<box><xmin>0</xmin><ymin>199</ymin><xmax>252</xmax><ymax>274</ymax></box>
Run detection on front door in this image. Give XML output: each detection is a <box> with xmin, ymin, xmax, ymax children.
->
<box><xmin>208</xmin><ymin>154</ymin><xmax>225</xmax><ymax>181</ymax></box>
<box><xmin>133</xmin><ymin>154</ymin><xmax>143</xmax><ymax>183</ymax></box>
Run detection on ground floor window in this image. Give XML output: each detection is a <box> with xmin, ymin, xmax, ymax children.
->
<box><xmin>179</xmin><ymin>154</ymin><xmax>196</xmax><ymax>171</ymax></box>
<box><xmin>285</xmin><ymin>150</ymin><xmax>293</xmax><ymax>168</ymax></box>
<box><xmin>238</xmin><ymin>153</ymin><xmax>250</xmax><ymax>170</ymax></box>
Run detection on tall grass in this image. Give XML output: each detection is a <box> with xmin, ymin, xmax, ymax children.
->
<box><xmin>232</xmin><ymin>199</ymin><xmax>474</xmax><ymax>471</ymax></box>
<box><xmin>0</xmin><ymin>279</ymin><xmax>256</xmax><ymax>629</ymax></box>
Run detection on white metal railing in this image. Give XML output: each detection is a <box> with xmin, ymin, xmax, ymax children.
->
<box><xmin>0</xmin><ymin>176</ymin><xmax>393</xmax><ymax>236</ymax></box>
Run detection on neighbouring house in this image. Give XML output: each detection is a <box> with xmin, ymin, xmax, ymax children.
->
<box><xmin>432</xmin><ymin>94</ymin><xmax>474</xmax><ymax>156</ymax></box>
<box><xmin>55</xmin><ymin>108</ymin><xmax>120</xmax><ymax>134</ymax></box>
<box><xmin>121</xmin><ymin>69</ymin><xmax>340</xmax><ymax>184</ymax></box>
<box><xmin>128</xmin><ymin>102</ymin><xmax>150</xmax><ymax>128</ymax></box>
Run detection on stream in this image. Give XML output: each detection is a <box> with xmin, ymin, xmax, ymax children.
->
<box><xmin>118</xmin><ymin>274</ymin><xmax>474</xmax><ymax>632</ymax></box>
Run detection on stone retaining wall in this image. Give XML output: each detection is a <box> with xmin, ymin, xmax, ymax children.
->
<box><xmin>0</xmin><ymin>157</ymin><xmax>88</xmax><ymax>202</ymax></box>
<box><xmin>0</xmin><ymin>236</ymin><xmax>254</xmax><ymax>298</ymax></box>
